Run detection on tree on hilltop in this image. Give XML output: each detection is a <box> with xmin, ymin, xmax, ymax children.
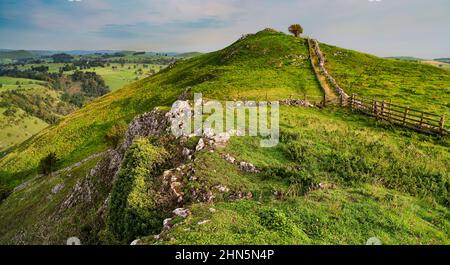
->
<box><xmin>288</xmin><ymin>24</ymin><xmax>303</xmax><ymax>37</ymax></box>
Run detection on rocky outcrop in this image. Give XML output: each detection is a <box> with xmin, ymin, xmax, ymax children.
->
<box><xmin>121</xmin><ymin>108</ymin><xmax>170</xmax><ymax>151</ymax></box>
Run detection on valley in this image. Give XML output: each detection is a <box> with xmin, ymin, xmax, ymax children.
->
<box><xmin>0</xmin><ymin>52</ymin><xmax>178</xmax><ymax>154</ymax></box>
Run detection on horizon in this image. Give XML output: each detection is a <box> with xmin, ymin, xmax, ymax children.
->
<box><xmin>0</xmin><ymin>0</ymin><xmax>449</xmax><ymax>58</ymax></box>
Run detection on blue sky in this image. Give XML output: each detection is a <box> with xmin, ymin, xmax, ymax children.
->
<box><xmin>0</xmin><ymin>0</ymin><xmax>449</xmax><ymax>58</ymax></box>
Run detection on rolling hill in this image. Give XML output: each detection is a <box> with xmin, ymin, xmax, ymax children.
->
<box><xmin>0</xmin><ymin>29</ymin><xmax>448</xmax><ymax>245</ymax></box>
<box><xmin>320</xmin><ymin>43</ymin><xmax>450</xmax><ymax>117</ymax></box>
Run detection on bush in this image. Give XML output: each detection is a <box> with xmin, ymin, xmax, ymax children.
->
<box><xmin>107</xmin><ymin>138</ymin><xmax>169</xmax><ymax>243</ymax></box>
<box><xmin>259</xmin><ymin>208</ymin><xmax>293</xmax><ymax>234</ymax></box>
<box><xmin>0</xmin><ymin>184</ymin><xmax>12</xmax><ymax>203</ymax></box>
<box><xmin>105</xmin><ymin>121</ymin><xmax>128</xmax><ymax>148</ymax></box>
<box><xmin>39</xmin><ymin>152</ymin><xmax>59</xmax><ymax>175</ymax></box>
<box><xmin>260</xmin><ymin>166</ymin><xmax>316</xmax><ymax>195</ymax></box>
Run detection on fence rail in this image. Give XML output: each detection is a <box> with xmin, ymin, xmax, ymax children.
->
<box><xmin>348</xmin><ymin>94</ymin><xmax>448</xmax><ymax>135</ymax></box>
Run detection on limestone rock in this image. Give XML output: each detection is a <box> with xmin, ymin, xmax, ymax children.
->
<box><xmin>173</xmin><ymin>208</ymin><xmax>190</xmax><ymax>218</ymax></box>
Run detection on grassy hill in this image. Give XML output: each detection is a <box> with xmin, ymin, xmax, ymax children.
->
<box><xmin>0</xmin><ymin>50</ymin><xmax>35</xmax><ymax>60</ymax></box>
<box><xmin>0</xmin><ymin>29</ymin><xmax>321</xmax><ymax>188</ymax></box>
<box><xmin>0</xmin><ymin>77</ymin><xmax>79</xmax><ymax>153</ymax></box>
<box><xmin>320</xmin><ymin>43</ymin><xmax>450</xmax><ymax>117</ymax></box>
<box><xmin>0</xmin><ymin>29</ymin><xmax>448</xmax><ymax>245</ymax></box>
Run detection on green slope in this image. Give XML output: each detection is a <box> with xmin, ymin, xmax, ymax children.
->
<box><xmin>0</xmin><ymin>50</ymin><xmax>35</xmax><ymax>60</ymax></box>
<box><xmin>0</xmin><ymin>29</ymin><xmax>449</xmax><ymax>245</ymax></box>
<box><xmin>0</xmin><ymin>29</ymin><xmax>322</xmax><ymax>187</ymax></box>
<box><xmin>320</xmin><ymin>43</ymin><xmax>450</xmax><ymax>117</ymax></box>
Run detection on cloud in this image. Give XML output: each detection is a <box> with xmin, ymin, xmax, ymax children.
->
<box><xmin>0</xmin><ymin>0</ymin><xmax>449</xmax><ymax>58</ymax></box>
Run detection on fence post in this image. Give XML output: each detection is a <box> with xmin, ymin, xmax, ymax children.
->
<box><xmin>388</xmin><ymin>99</ymin><xmax>392</xmax><ymax>120</ymax></box>
<box><xmin>350</xmin><ymin>94</ymin><xmax>354</xmax><ymax>111</ymax></box>
<box><xmin>339</xmin><ymin>94</ymin><xmax>343</xmax><ymax>107</ymax></box>
<box><xmin>419</xmin><ymin>112</ymin><xmax>424</xmax><ymax>128</ymax></box>
<box><xmin>403</xmin><ymin>107</ymin><xmax>409</xmax><ymax>125</ymax></box>
<box><xmin>440</xmin><ymin>115</ymin><xmax>445</xmax><ymax>134</ymax></box>
<box><xmin>372</xmin><ymin>99</ymin><xmax>378</xmax><ymax>119</ymax></box>
<box><xmin>381</xmin><ymin>100</ymin><xmax>385</xmax><ymax>120</ymax></box>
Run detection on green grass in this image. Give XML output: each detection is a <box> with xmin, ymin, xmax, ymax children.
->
<box><xmin>0</xmin><ymin>29</ymin><xmax>449</xmax><ymax>245</ymax></box>
<box><xmin>0</xmin><ymin>76</ymin><xmax>48</xmax><ymax>91</ymax></box>
<box><xmin>18</xmin><ymin>63</ymin><xmax>164</xmax><ymax>91</ymax></box>
<box><xmin>319</xmin><ymin>43</ymin><xmax>450</xmax><ymax>117</ymax></box>
<box><xmin>0</xmin><ymin>29</ymin><xmax>322</xmax><ymax>188</ymax></box>
<box><xmin>155</xmin><ymin>185</ymin><xmax>448</xmax><ymax>245</ymax></box>
<box><xmin>71</xmin><ymin>63</ymin><xmax>163</xmax><ymax>91</ymax></box>
<box><xmin>0</xmin><ymin>155</ymin><xmax>104</xmax><ymax>244</ymax></box>
<box><xmin>0</xmin><ymin>81</ymin><xmax>74</xmax><ymax>153</ymax></box>
<box><xmin>148</xmin><ymin>106</ymin><xmax>449</xmax><ymax>245</ymax></box>
<box><xmin>0</xmin><ymin>107</ymin><xmax>48</xmax><ymax>152</ymax></box>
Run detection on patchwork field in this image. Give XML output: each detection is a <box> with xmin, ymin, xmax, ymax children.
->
<box><xmin>16</xmin><ymin>63</ymin><xmax>165</xmax><ymax>91</ymax></box>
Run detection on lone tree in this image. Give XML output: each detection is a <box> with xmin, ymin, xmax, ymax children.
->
<box><xmin>39</xmin><ymin>152</ymin><xmax>59</xmax><ymax>175</ymax></box>
<box><xmin>288</xmin><ymin>24</ymin><xmax>303</xmax><ymax>37</ymax></box>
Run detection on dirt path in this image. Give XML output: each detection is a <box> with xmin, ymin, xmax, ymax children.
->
<box><xmin>307</xmin><ymin>38</ymin><xmax>338</xmax><ymax>102</ymax></box>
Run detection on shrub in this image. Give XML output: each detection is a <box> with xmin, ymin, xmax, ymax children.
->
<box><xmin>259</xmin><ymin>208</ymin><xmax>293</xmax><ymax>234</ymax></box>
<box><xmin>0</xmin><ymin>184</ymin><xmax>12</xmax><ymax>203</ymax></box>
<box><xmin>105</xmin><ymin>121</ymin><xmax>128</xmax><ymax>148</ymax></box>
<box><xmin>3</xmin><ymin>108</ymin><xmax>17</xmax><ymax>117</ymax></box>
<box><xmin>260</xmin><ymin>166</ymin><xmax>317</xmax><ymax>195</ymax></box>
<box><xmin>39</xmin><ymin>152</ymin><xmax>59</xmax><ymax>175</ymax></box>
<box><xmin>107</xmin><ymin>137</ymin><xmax>169</xmax><ymax>243</ymax></box>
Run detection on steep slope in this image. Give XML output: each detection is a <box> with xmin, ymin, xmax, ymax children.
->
<box><xmin>319</xmin><ymin>43</ymin><xmax>450</xmax><ymax>117</ymax></box>
<box><xmin>0</xmin><ymin>29</ymin><xmax>321</xmax><ymax>188</ymax></box>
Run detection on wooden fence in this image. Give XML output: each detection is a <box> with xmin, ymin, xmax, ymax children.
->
<box><xmin>347</xmin><ymin>94</ymin><xmax>448</xmax><ymax>135</ymax></box>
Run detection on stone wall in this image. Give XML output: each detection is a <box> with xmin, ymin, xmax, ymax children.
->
<box><xmin>311</xmin><ymin>39</ymin><xmax>349</xmax><ymax>99</ymax></box>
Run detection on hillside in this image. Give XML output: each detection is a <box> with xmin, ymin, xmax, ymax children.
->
<box><xmin>0</xmin><ymin>29</ymin><xmax>321</xmax><ymax>188</ymax></box>
<box><xmin>0</xmin><ymin>50</ymin><xmax>35</xmax><ymax>60</ymax></box>
<box><xmin>0</xmin><ymin>29</ymin><xmax>448</xmax><ymax>245</ymax></box>
<box><xmin>320</xmin><ymin>43</ymin><xmax>450</xmax><ymax>117</ymax></box>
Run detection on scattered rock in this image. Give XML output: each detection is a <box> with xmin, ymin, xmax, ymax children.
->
<box><xmin>280</xmin><ymin>99</ymin><xmax>314</xmax><ymax>107</ymax></box>
<box><xmin>173</xmin><ymin>208</ymin><xmax>190</xmax><ymax>218</ymax></box>
<box><xmin>182</xmin><ymin>148</ymin><xmax>193</xmax><ymax>159</ymax></box>
<box><xmin>130</xmin><ymin>239</ymin><xmax>141</xmax><ymax>245</ymax></box>
<box><xmin>213</xmin><ymin>132</ymin><xmax>230</xmax><ymax>146</ymax></box>
<box><xmin>163</xmin><ymin>218</ymin><xmax>173</xmax><ymax>230</ymax></box>
<box><xmin>51</xmin><ymin>183</ymin><xmax>64</xmax><ymax>194</ymax></box>
<box><xmin>223</xmin><ymin>154</ymin><xmax>236</xmax><ymax>164</ymax></box>
<box><xmin>197</xmin><ymin>220</ymin><xmax>211</xmax><ymax>225</ymax></box>
<box><xmin>214</xmin><ymin>185</ymin><xmax>230</xmax><ymax>193</ymax></box>
<box><xmin>196</xmin><ymin>138</ymin><xmax>205</xmax><ymax>151</ymax></box>
<box><xmin>239</xmin><ymin>161</ymin><xmax>259</xmax><ymax>173</ymax></box>
<box><xmin>209</xmin><ymin>208</ymin><xmax>216</xmax><ymax>213</ymax></box>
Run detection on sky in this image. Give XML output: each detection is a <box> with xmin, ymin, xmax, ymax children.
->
<box><xmin>0</xmin><ymin>0</ymin><xmax>449</xmax><ymax>58</ymax></box>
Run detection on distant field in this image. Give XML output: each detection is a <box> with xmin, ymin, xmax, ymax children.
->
<box><xmin>421</xmin><ymin>60</ymin><xmax>450</xmax><ymax>69</ymax></box>
<box><xmin>0</xmin><ymin>76</ymin><xmax>48</xmax><ymax>91</ymax></box>
<box><xmin>70</xmin><ymin>63</ymin><xmax>164</xmax><ymax>91</ymax></box>
<box><xmin>17</xmin><ymin>63</ymin><xmax>164</xmax><ymax>91</ymax></box>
